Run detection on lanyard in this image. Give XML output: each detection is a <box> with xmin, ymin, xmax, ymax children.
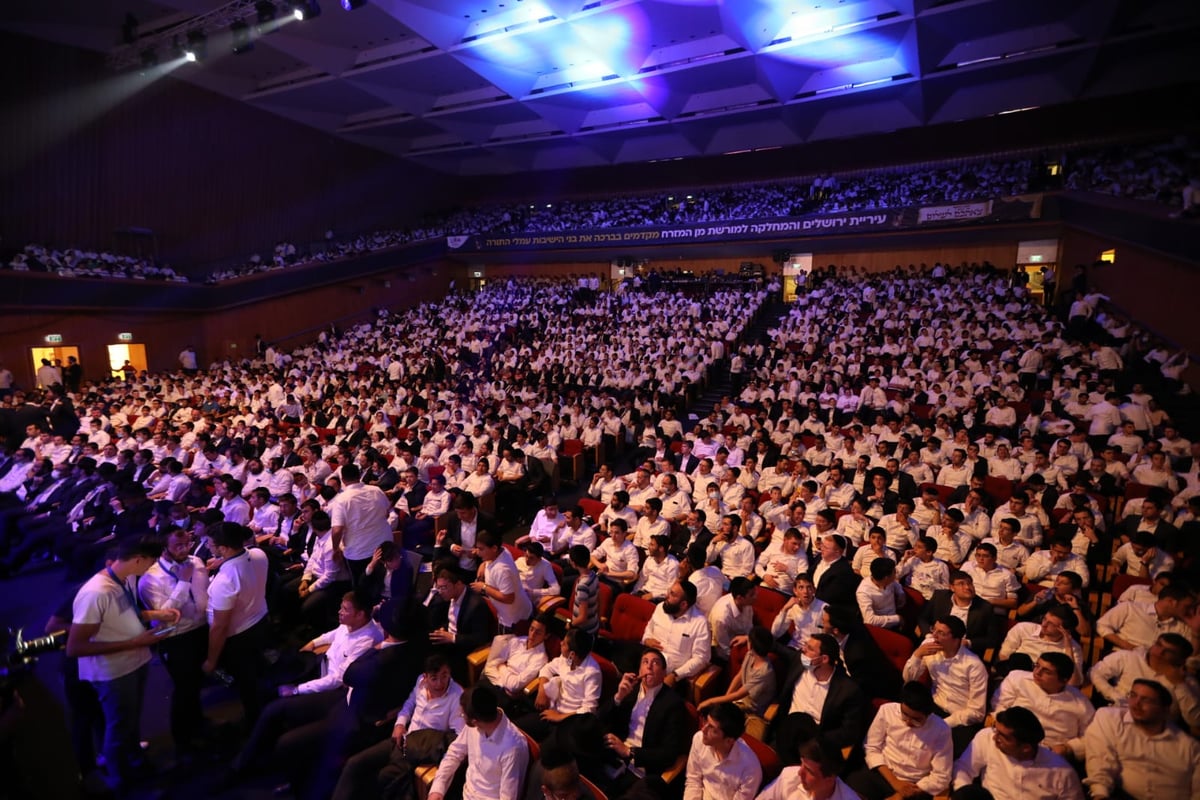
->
<box><xmin>160</xmin><ymin>557</ymin><xmax>196</xmax><ymax>607</ymax></box>
<box><xmin>106</xmin><ymin>567</ymin><xmax>147</xmax><ymax>626</ymax></box>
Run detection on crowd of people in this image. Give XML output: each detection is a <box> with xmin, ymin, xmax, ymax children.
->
<box><xmin>1</xmin><ymin>261</ymin><xmax>1198</xmax><ymax>800</ymax></box>
<box><xmin>9</xmin><ymin>136</ymin><xmax>1194</xmax><ymax>287</ymax></box>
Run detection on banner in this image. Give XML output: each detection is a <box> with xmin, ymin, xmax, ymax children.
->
<box><xmin>917</xmin><ymin>201</ymin><xmax>993</xmax><ymax>224</ymax></box>
<box><xmin>445</xmin><ymin>194</ymin><xmax>1042</xmax><ymax>253</ymax></box>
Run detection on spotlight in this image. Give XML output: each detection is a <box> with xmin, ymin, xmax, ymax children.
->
<box><xmin>290</xmin><ymin>1</ymin><xmax>321</xmax><ymax>20</ymax></box>
<box><xmin>231</xmin><ymin>20</ymin><xmax>254</xmax><ymax>54</ymax></box>
<box><xmin>185</xmin><ymin>30</ymin><xmax>207</xmax><ymax>62</ymax></box>
<box><xmin>121</xmin><ymin>12</ymin><xmax>138</xmax><ymax>45</ymax></box>
<box><xmin>341</xmin><ymin>0</ymin><xmax>367</xmax><ymax>8</ymax></box>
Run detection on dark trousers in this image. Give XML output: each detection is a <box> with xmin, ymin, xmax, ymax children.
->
<box><xmin>158</xmin><ymin>625</ymin><xmax>209</xmax><ymax>747</ymax></box>
<box><xmin>221</xmin><ymin>617</ymin><xmax>270</xmax><ymax>726</ymax></box>
<box><xmin>333</xmin><ymin>737</ymin><xmax>393</xmax><ymax>800</ymax></box>
<box><xmin>90</xmin><ymin>664</ymin><xmax>149</xmax><ymax>793</ymax></box>
<box><xmin>63</xmin><ymin>656</ymin><xmax>104</xmax><ymax>771</ymax></box>
<box><xmin>233</xmin><ymin>688</ymin><xmax>344</xmax><ymax>773</ymax></box>
<box><xmin>847</xmin><ymin>766</ymin><xmax>931</xmax><ymax>800</ymax></box>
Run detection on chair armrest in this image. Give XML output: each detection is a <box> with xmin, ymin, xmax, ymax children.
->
<box><xmin>312</xmin><ymin>643</ymin><xmax>331</xmax><ymax>656</ymax></box>
<box><xmin>661</xmin><ymin>753</ymin><xmax>688</xmax><ymax>785</ymax></box>
<box><xmin>689</xmin><ymin>664</ymin><xmax>724</xmax><ymax>705</ymax></box>
<box><xmin>764</xmin><ymin>703</ymin><xmax>779</xmax><ymax>723</ymax></box>
<box><xmin>526</xmin><ymin>677</ymin><xmax>545</xmax><ymax>696</ymax></box>
<box><xmin>467</xmin><ymin>645</ymin><xmax>491</xmax><ymax>684</ymax></box>
<box><xmin>538</xmin><ymin>596</ymin><xmax>566</xmax><ymax>615</ymax></box>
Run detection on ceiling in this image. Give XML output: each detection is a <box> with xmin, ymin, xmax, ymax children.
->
<box><xmin>4</xmin><ymin>0</ymin><xmax>1200</xmax><ymax>176</ymax></box>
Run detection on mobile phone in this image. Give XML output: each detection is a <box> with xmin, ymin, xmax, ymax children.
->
<box><xmin>152</xmin><ymin>625</ymin><xmax>178</xmax><ymax>638</ymax></box>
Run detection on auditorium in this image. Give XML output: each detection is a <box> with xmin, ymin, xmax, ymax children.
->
<box><xmin>1</xmin><ymin>1</ymin><xmax>1199</xmax><ymax>799</ymax></box>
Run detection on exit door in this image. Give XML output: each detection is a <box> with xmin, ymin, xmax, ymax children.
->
<box><xmin>30</xmin><ymin>346</ymin><xmax>80</xmax><ymax>388</ymax></box>
<box><xmin>107</xmin><ymin>343</ymin><xmax>148</xmax><ymax>379</ymax></box>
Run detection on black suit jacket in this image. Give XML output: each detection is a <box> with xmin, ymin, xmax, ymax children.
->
<box><xmin>918</xmin><ymin>590</ymin><xmax>999</xmax><ymax>654</ymax></box>
<box><xmin>775</xmin><ymin>662</ymin><xmax>868</xmax><ymax>749</ymax></box>
<box><xmin>601</xmin><ymin>683</ymin><xmax>689</xmax><ymax>774</ymax></box>
<box><xmin>435</xmin><ymin>510</ymin><xmax>499</xmax><ymax>567</ymax></box>
<box><xmin>427</xmin><ymin>589</ymin><xmax>492</xmax><ymax>657</ymax></box>
<box><xmin>1120</xmin><ymin>516</ymin><xmax>1178</xmax><ymax>553</ymax></box>
<box><xmin>341</xmin><ymin>641</ymin><xmax>422</xmax><ymax>734</ymax></box>
<box><xmin>811</xmin><ymin>558</ymin><xmax>859</xmax><ymax>609</ymax></box>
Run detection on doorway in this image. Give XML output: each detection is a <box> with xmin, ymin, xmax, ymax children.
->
<box><xmin>30</xmin><ymin>346</ymin><xmax>80</xmax><ymax>388</ymax></box>
<box><xmin>106</xmin><ymin>343</ymin><xmax>148</xmax><ymax>379</ymax></box>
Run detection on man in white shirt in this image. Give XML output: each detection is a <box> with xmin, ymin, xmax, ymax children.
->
<box><xmin>137</xmin><ymin>528</ymin><xmax>210</xmax><ymax>752</ymax></box>
<box><xmin>471</xmin><ymin>529</ymin><xmax>532</xmax><ymax>633</ymax></box>
<box><xmin>903</xmin><ymin>615</ymin><xmax>987</xmax><ymax>756</ymax></box>
<box><xmin>992</xmin><ymin>653</ymin><xmax>1092</xmax><ymax>758</ymax></box>
<box><xmin>1083</xmin><ymin>679</ymin><xmax>1200</xmax><ymax>800</ymax></box>
<box><xmin>856</xmin><ymin>557</ymin><xmax>907</xmax><ymax>630</ymax></box>
<box><xmin>479</xmin><ymin>615</ymin><xmax>550</xmax><ymax>707</ymax></box>
<box><xmin>962</xmin><ymin>543</ymin><xmax>1022</xmax><ymax>613</ymax></box>
<box><xmin>686</xmin><ymin>542</ymin><xmax>726</xmax><ymax>616</ymax></box>
<box><xmin>202</xmin><ymin>521</ymin><xmax>271</xmax><ymax>724</ymax></box>
<box><xmin>66</xmin><ymin>536</ymin><xmax>175</xmax><ymax>794</ymax></box>
<box><xmin>1096</xmin><ymin>584</ymin><xmax>1197</xmax><ymax>650</ymax></box>
<box><xmin>997</xmin><ymin>607</ymin><xmax>1086</xmax><ymax>685</ymax></box>
<box><xmin>291</xmin><ymin>510</ymin><xmax>353</xmax><ymax>629</ymax></box>
<box><xmin>847</xmin><ymin>681</ymin><xmax>953</xmax><ymax>799</ymax></box>
<box><xmin>756</xmin><ymin>737</ymin><xmax>858</xmax><ymax>800</ymax></box>
<box><xmin>642</xmin><ymin>581</ymin><xmax>712</xmax><ymax>686</ymax></box>
<box><xmin>516</xmin><ymin>628</ymin><xmax>602</xmax><ymax>743</ymax></box>
<box><xmin>428</xmin><ymin>686</ymin><xmax>530</xmax><ymax>800</ymax></box>
<box><xmin>709</xmin><ymin>577</ymin><xmax>757</xmax><ymax>663</ymax></box>
<box><xmin>1089</xmin><ymin>633</ymin><xmax>1200</xmax><ymax>729</ymax></box>
<box><xmin>232</xmin><ymin>590</ymin><xmax>383</xmax><ymax>774</ymax></box>
<box><xmin>514</xmin><ymin>542</ymin><xmax>560</xmax><ymax>604</ymax></box>
<box><xmin>684</xmin><ymin>702</ymin><xmax>762</xmax><ymax>800</ymax></box>
<box><xmin>706</xmin><ymin>513</ymin><xmax>756</xmax><ymax>581</ymax></box>
<box><xmin>952</xmin><ymin>706</ymin><xmax>1084</xmax><ymax>800</ymax></box>
<box><xmin>592</xmin><ymin>518</ymin><xmax>640</xmax><ymax>590</ymax></box>
<box><xmin>634</xmin><ymin>534</ymin><xmax>679</xmax><ymax>602</ymax></box>
<box><xmin>328</xmin><ymin>463</ymin><xmax>393</xmax><ymax>583</ymax></box>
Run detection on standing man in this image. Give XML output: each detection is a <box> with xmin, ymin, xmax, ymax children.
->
<box><xmin>138</xmin><ymin>527</ymin><xmax>210</xmax><ymax>756</ymax></box>
<box><xmin>329</xmin><ymin>463</ymin><xmax>393</xmax><ymax>584</ymax></box>
<box><xmin>66</xmin><ymin>535</ymin><xmax>178</xmax><ymax>794</ymax></box>
<box><xmin>202</xmin><ymin>522</ymin><xmax>270</xmax><ymax>725</ymax></box>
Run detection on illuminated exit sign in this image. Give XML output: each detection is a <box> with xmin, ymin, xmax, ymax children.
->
<box><xmin>44</xmin><ymin>334</ymin><xmax>63</xmax><ymax>344</ymax></box>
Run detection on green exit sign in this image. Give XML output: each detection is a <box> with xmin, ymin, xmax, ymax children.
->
<box><xmin>118</xmin><ymin>332</ymin><xmax>133</xmax><ymax>342</ymax></box>
<box><xmin>44</xmin><ymin>334</ymin><xmax>63</xmax><ymax>344</ymax></box>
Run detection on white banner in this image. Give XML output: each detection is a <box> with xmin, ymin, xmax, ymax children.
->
<box><xmin>446</xmin><ymin>235</ymin><xmax>470</xmax><ymax>249</ymax></box>
<box><xmin>917</xmin><ymin>201</ymin><xmax>993</xmax><ymax>224</ymax></box>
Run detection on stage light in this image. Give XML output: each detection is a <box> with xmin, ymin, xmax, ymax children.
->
<box><xmin>341</xmin><ymin>0</ymin><xmax>367</xmax><ymax>8</ymax></box>
<box><xmin>290</xmin><ymin>1</ymin><xmax>321</xmax><ymax>20</ymax></box>
<box><xmin>231</xmin><ymin>20</ymin><xmax>254</xmax><ymax>54</ymax></box>
<box><xmin>185</xmin><ymin>30</ymin><xmax>207</xmax><ymax>62</ymax></box>
<box><xmin>121</xmin><ymin>12</ymin><xmax>138</xmax><ymax>45</ymax></box>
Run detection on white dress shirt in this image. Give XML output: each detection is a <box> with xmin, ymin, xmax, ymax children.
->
<box><xmin>395</xmin><ymin>676</ymin><xmax>466</xmax><ymax>733</ymax></box>
<box><xmin>708</xmin><ymin>594</ymin><xmax>754</xmax><ymax>660</ymax></box>
<box><xmin>754</xmin><ymin>770</ymin><xmax>858</xmax><ymax>800</ymax></box>
<box><xmin>329</xmin><ymin>482</ymin><xmax>393</xmax><ymax>560</ymax></box>
<box><xmin>992</xmin><ymin>669</ymin><xmax>1093</xmax><ymax>755</ymax></box>
<box><xmin>538</xmin><ymin>652</ymin><xmax>603</xmax><ymax>714</ymax></box>
<box><xmin>643</xmin><ymin>604</ymin><xmax>712</xmax><ymax>680</ymax></box>
<box><xmin>856</xmin><ymin>579</ymin><xmax>906</xmax><ymax>629</ymax></box>
<box><xmin>998</xmin><ymin>623</ymin><xmax>1085</xmax><ymax>683</ymax></box>
<box><xmin>483</xmin><ymin>635</ymin><xmax>548</xmax><ymax>693</ymax></box>
<box><xmin>683</xmin><ymin>732</ymin><xmax>762</xmax><ymax>800</ymax></box>
<box><xmin>303</xmin><ymin>530</ymin><xmax>351</xmax><ymax>589</ymax></box>
<box><xmin>1096</xmin><ymin>599</ymin><xmax>1194</xmax><ymax>649</ymax></box>
<box><xmin>635</xmin><ymin>554</ymin><xmax>679</xmax><ymax>599</ymax></box>
<box><xmin>707</xmin><ymin>535</ymin><xmax>756</xmax><ymax>580</ymax></box>
<box><xmin>770</xmin><ymin>598</ymin><xmax>827</xmax><ymax>649</ymax></box>
<box><xmin>298</xmin><ymin>620</ymin><xmax>384</xmax><ymax>695</ymax></box>
<box><xmin>515</xmin><ymin>556</ymin><xmax>560</xmax><ymax>599</ymax></box>
<box><xmin>207</xmin><ymin>548</ymin><xmax>269</xmax><ymax>636</ymax></box>
<box><xmin>688</xmin><ymin>566</ymin><xmax>726</xmax><ymax>616</ymax></box>
<box><xmin>139</xmin><ymin>556</ymin><xmax>208</xmax><ymax>635</ymax></box>
<box><xmin>864</xmin><ymin>702</ymin><xmax>954</xmax><ymax>795</ymax></box>
<box><xmin>953</xmin><ymin>728</ymin><xmax>1084</xmax><ymax>800</ymax></box>
<box><xmin>1082</xmin><ymin>707</ymin><xmax>1200</xmax><ymax>800</ymax></box>
<box><xmin>429</xmin><ymin>711</ymin><xmax>529</xmax><ymax>800</ymax></box>
<box><xmin>903</xmin><ymin>644</ymin><xmax>987</xmax><ymax>727</ymax></box>
<box><xmin>1089</xmin><ymin>646</ymin><xmax>1200</xmax><ymax>728</ymax></box>
<box><xmin>483</xmin><ymin>550</ymin><xmax>532</xmax><ymax>629</ymax></box>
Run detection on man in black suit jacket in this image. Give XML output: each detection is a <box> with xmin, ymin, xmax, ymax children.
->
<box><xmin>810</xmin><ymin>534</ymin><xmax>859</xmax><ymax>609</ymax></box>
<box><xmin>772</xmin><ymin>632</ymin><xmax>868</xmax><ymax>762</ymax></box>
<box><xmin>822</xmin><ymin>605</ymin><xmax>904</xmax><ymax>700</ymax></box>
<box><xmin>277</xmin><ymin>606</ymin><xmax>426</xmax><ymax>799</ymax></box>
<box><xmin>590</xmin><ymin>646</ymin><xmax>689</xmax><ymax>794</ymax></box>
<box><xmin>430</xmin><ymin>491</ymin><xmax>498</xmax><ymax>568</ymax></box>
<box><xmin>918</xmin><ymin>577</ymin><xmax>1000</xmax><ymax>655</ymax></box>
<box><xmin>426</xmin><ymin>565</ymin><xmax>492</xmax><ymax>684</ymax></box>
